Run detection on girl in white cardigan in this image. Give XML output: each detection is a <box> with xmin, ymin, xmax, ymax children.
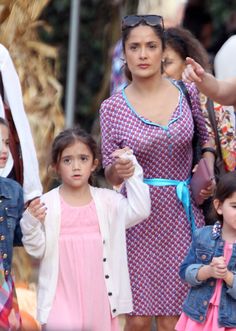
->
<box><xmin>20</xmin><ymin>127</ymin><xmax>151</xmax><ymax>331</ymax></box>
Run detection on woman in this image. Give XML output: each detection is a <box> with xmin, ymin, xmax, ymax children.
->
<box><xmin>100</xmin><ymin>15</ymin><xmax>214</xmax><ymax>331</ymax></box>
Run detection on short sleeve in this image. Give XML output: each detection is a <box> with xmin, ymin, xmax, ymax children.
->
<box><xmin>99</xmin><ymin>98</ymin><xmax>120</xmax><ymax>168</ymax></box>
<box><xmin>186</xmin><ymin>83</ymin><xmax>209</xmax><ymax>146</ymax></box>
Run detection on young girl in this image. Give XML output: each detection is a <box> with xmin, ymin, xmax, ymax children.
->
<box><xmin>20</xmin><ymin>127</ymin><xmax>151</xmax><ymax>331</ymax></box>
<box><xmin>176</xmin><ymin>170</ymin><xmax>236</xmax><ymax>331</ymax></box>
<box><xmin>0</xmin><ymin>117</ymin><xmax>24</xmax><ymax>330</ymax></box>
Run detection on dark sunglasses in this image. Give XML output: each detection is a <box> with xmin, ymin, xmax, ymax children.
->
<box><xmin>122</xmin><ymin>15</ymin><xmax>164</xmax><ymax>31</ymax></box>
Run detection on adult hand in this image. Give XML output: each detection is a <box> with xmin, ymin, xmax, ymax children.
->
<box><xmin>182</xmin><ymin>57</ymin><xmax>205</xmax><ymax>84</ymax></box>
<box><xmin>27</xmin><ymin>197</ymin><xmax>47</xmax><ymax>223</ymax></box>
<box><xmin>112</xmin><ymin>147</ymin><xmax>135</xmax><ymax>180</ymax></box>
<box><xmin>200</xmin><ymin>181</ymin><xmax>216</xmax><ymax>200</ymax></box>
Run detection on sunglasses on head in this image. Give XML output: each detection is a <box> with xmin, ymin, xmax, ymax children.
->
<box><xmin>122</xmin><ymin>15</ymin><xmax>164</xmax><ymax>31</ymax></box>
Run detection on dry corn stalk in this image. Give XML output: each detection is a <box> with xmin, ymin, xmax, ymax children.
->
<box><xmin>0</xmin><ymin>0</ymin><xmax>64</xmax><ymax>191</ymax></box>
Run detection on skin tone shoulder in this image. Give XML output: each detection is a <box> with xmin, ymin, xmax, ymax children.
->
<box><xmin>183</xmin><ymin>57</ymin><xmax>236</xmax><ymax>109</ymax></box>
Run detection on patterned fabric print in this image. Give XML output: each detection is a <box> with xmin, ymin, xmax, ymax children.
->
<box><xmin>200</xmin><ymin>94</ymin><xmax>236</xmax><ymax>171</ymax></box>
<box><xmin>0</xmin><ymin>258</ymin><xmax>20</xmax><ymax>330</ymax></box>
<box><xmin>100</xmin><ymin>82</ymin><xmax>208</xmax><ymax>315</ymax></box>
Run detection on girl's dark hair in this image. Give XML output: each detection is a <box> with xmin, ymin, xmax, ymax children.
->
<box><xmin>211</xmin><ymin>171</ymin><xmax>236</xmax><ymax>222</ymax></box>
<box><xmin>51</xmin><ymin>126</ymin><xmax>100</xmax><ymax>184</ymax></box>
<box><xmin>122</xmin><ymin>22</ymin><xmax>165</xmax><ymax>81</ymax></box>
<box><xmin>164</xmin><ymin>27</ymin><xmax>210</xmax><ymax>71</ymax></box>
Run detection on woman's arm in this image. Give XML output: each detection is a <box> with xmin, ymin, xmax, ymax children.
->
<box><xmin>183</xmin><ymin>57</ymin><xmax>236</xmax><ymax>108</ymax></box>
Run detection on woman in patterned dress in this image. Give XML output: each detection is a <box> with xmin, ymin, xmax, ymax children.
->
<box><xmin>99</xmin><ymin>15</ymin><xmax>215</xmax><ymax>331</ymax></box>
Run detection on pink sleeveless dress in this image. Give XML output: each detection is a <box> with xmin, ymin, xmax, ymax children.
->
<box><xmin>46</xmin><ymin>197</ymin><xmax>120</xmax><ymax>331</ymax></box>
<box><xmin>175</xmin><ymin>242</ymin><xmax>236</xmax><ymax>331</ymax></box>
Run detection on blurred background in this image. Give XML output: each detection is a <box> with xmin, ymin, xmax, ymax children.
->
<box><xmin>0</xmin><ymin>0</ymin><xmax>235</xmax><ymax>329</ymax></box>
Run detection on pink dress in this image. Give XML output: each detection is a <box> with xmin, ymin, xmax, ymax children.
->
<box><xmin>175</xmin><ymin>242</ymin><xmax>236</xmax><ymax>331</ymax></box>
<box><xmin>46</xmin><ymin>197</ymin><xmax>120</xmax><ymax>331</ymax></box>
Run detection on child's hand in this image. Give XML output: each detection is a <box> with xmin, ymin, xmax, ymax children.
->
<box><xmin>209</xmin><ymin>256</ymin><xmax>228</xmax><ymax>279</ymax></box>
<box><xmin>27</xmin><ymin>197</ymin><xmax>47</xmax><ymax>223</ymax></box>
<box><xmin>111</xmin><ymin>147</ymin><xmax>135</xmax><ymax>180</ymax></box>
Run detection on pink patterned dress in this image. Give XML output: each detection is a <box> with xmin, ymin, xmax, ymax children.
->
<box><xmin>46</xmin><ymin>197</ymin><xmax>120</xmax><ymax>331</ymax></box>
<box><xmin>100</xmin><ymin>81</ymin><xmax>208</xmax><ymax>315</ymax></box>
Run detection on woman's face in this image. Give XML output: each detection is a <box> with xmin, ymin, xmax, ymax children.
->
<box><xmin>163</xmin><ymin>46</ymin><xmax>186</xmax><ymax>80</ymax></box>
<box><xmin>124</xmin><ymin>25</ymin><xmax>163</xmax><ymax>80</ymax></box>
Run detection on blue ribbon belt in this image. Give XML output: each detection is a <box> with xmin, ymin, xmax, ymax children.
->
<box><xmin>143</xmin><ymin>177</ymin><xmax>195</xmax><ymax>234</ymax></box>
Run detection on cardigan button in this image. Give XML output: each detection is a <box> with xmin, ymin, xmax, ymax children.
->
<box><xmin>5</xmin><ymin>270</ymin><xmax>9</xmax><ymax>276</ymax></box>
<box><xmin>0</xmin><ymin>235</ymin><xmax>5</xmax><ymax>241</ymax></box>
<box><xmin>103</xmin><ymin>240</ymin><xmax>105</xmax><ymax>244</ymax></box>
<box><xmin>112</xmin><ymin>309</ymin><xmax>116</xmax><ymax>313</ymax></box>
<box><xmin>203</xmin><ymin>300</ymin><xmax>208</xmax><ymax>306</ymax></box>
<box><xmin>0</xmin><ymin>217</ymin><xmax>3</xmax><ymax>222</ymax></box>
<box><xmin>105</xmin><ymin>275</ymin><xmax>109</xmax><ymax>279</ymax></box>
<box><xmin>201</xmin><ymin>255</ymin><xmax>207</xmax><ymax>260</ymax></box>
<box><xmin>108</xmin><ymin>292</ymin><xmax>112</xmax><ymax>296</ymax></box>
<box><xmin>103</xmin><ymin>258</ymin><xmax>106</xmax><ymax>262</ymax></box>
<box><xmin>199</xmin><ymin>315</ymin><xmax>204</xmax><ymax>321</ymax></box>
<box><xmin>3</xmin><ymin>253</ymin><xmax>7</xmax><ymax>259</ymax></box>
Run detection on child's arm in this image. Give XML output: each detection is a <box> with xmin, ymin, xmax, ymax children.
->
<box><xmin>117</xmin><ymin>151</ymin><xmax>151</xmax><ymax>228</ymax></box>
<box><xmin>197</xmin><ymin>256</ymin><xmax>227</xmax><ymax>281</ymax></box>
<box><xmin>20</xmin><ymin>198</ymin><xmax>47</xmax><ymax>259</ymax></box>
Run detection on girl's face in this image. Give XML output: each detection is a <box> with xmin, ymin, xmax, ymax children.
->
<box><xmin>214</xmin><ymin>192</ymin><xmax>236</xmax><ymax>233</ymax></box>
<box><xmin>56</xmin><ymin>140</ymin><xmax>98</xmax><ymax>191</ymax></box>
<box><xmin>163</xmin><ymin>46</ymin><xmax>186</xmax><ymax>80</ymax></box>
<box><xmin>0</xmin><ymin>124</ymin><xmax>9</xmax><ymax>169</ymax></box>
<box><xmin>124</xmin><ymin>25</ymin><xmax>163</xmax><ymax>80</ymax></box>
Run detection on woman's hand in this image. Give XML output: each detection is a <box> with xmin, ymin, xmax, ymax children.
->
<box><xmin>182</xmin><ymin>57</ymin><xmax>205</xmax><ymax>84</ymax></box>
<box><xmin>27</xmin><ymin>197</ymin><xmax>47</xmax><ymax>223</ymax></box>
<box><xmin>111</xmin><ymin>147</ymin><xmax>135</xmax><ymax>180</ymax></box>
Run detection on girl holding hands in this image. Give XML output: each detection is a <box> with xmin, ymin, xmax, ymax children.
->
<box><xmin>20</xmin><ymin>127</ymin><xmax>150</xmax><ymax>331</ymax></box>
<box><xmin>176</xmin><ymin>171</ymin><xmax>236</xmax><ymax>331</ymax></box>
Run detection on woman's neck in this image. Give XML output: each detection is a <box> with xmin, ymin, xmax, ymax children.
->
<box><xmin>129</xmin><ymin>74</ymin><xmax>164</xmax><ymax>95</ymax></box>
<box><xmin>59</xmin><ymin>184</ymin><xmax>92</xmax><ymax>206</ymax></box>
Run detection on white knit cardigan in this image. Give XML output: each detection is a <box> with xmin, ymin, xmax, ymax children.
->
<box><xmin>21</xmin><ymin>154</ymin><xmax>151</xmax><ymax>324</ymax></box>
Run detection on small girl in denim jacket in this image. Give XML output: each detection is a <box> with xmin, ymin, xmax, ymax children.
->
<box><xmin>176</xmin><ymin>170</ymin><xmax>236</xmax><ymax>331</ymax></box>
<box><xmin>0</xmin><ymin>117</ymin><xmax>24</xmax><ymax>330</ymax></box>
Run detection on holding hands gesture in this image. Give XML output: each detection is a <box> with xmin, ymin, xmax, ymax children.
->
<box><xmin>27</xmin><ymin>197</ymin><xmax>47</xmax><ymax>223</ymax></box>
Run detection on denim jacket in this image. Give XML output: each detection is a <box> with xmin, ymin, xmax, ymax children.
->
<box><xmin>179</xmin><ymin>225</ymin><xmax>236</xmax><ymax>327</ymax></box>
<box><xmin>0</xmin><ymin>176</ymin><xmax>24</xmax><ymax>275</ymax></box>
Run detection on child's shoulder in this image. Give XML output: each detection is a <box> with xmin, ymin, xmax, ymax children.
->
<box><xmin>0</xmin><ymin>176</ymin><xmax>22</xmax><ymax>192</ymax></box>
<box><xmin>194</xmin><ymin>225</ymin><xmax>214</xmax><ymax>240</ymax></box>
<box><xmin>91</xmin><ymin>186</ymin><xmax>122</xmax><ymax>200</ymax></box>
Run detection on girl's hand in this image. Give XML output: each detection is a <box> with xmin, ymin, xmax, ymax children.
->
<box><xmin>209</xmin><ymin>256</ymin><xmax>228</xmax><ymax>279</ymax></box>
<box><xmin>111</xmin><ymin>147</ymin><xmax>135</xmax><ymax>180</ymax></box>
<box><xmin>27</xmin><ymin>197</ymin><xmax>47</xmax><ymax>223</ymax></box>
<box><xmin>182</xmin><ymin>57</ymin><xmax>205</xmax><ymax>84</ymax></box>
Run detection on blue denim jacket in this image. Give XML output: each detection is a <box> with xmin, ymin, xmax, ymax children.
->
<box><xmin>0</xmin><ymin>177</ymin><xmax>24</xmax><ymax>275</ymax></box>
<box><xmin>179</xmin><ymin>225</ymin><xmax>236</xmax><ymax>327</ymax></box>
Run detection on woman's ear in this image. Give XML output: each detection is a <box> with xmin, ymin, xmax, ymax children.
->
<box><xmin>213</xmin><ymin>199</ymin><xmax>223</xmax><ymax>215</ymax></box>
